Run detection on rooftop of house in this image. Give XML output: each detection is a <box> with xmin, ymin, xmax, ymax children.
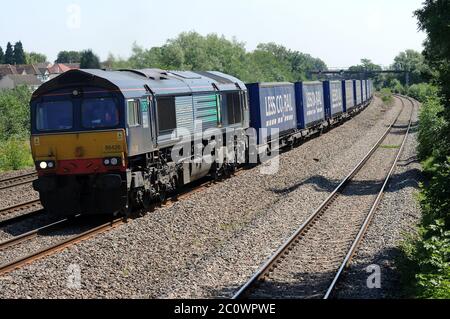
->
<box><xmin>0</xmin><ymin>64</ymin><xmax>18</xmax><ymax>76</ymax></box>
<box><xmin>0</xmin><ymin>74</ymin><xmax>43</xmax><ymax>86</ymax></box>
<box><xmin>15</xmin><ymin>64</ymin><xmax>41</xmax><ymax>75</ymax></box>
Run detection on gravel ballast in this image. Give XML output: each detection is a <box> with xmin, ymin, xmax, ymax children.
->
<box><xmin>0</xmin><ymin>96</ymin><xmax>417</xmax><ymax>299</ymax></box>
<box><xmin>335</xmin><ymin>98</ymin><xmax>422</xmax><ymax>299</ymax></box>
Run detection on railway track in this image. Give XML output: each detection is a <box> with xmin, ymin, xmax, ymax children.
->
<box><xmin>233</xmin><ymin>95</ymin><xmax>415</xmax><ymax>299</ymax></box>
<box><xmin>0</xmin><ymin>199</ymin><xmax>42</xmax><ymax>220</ymax></box>
<box><xmin>0</xmin><ymin>216</ymin><xmax>123</xmax><ymax>276</ymax></box>
<box><xmin>0</xmin><ymin>168</ymin><xmax>242</xmax><ymax>276</ymax></box>
<box><xmin>0</xmin><ymin>172</ymin><xmax>37</xmax><ymax>191</ymax></box>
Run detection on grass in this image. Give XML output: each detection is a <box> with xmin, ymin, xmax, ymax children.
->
<box><xmin>377</xmin><ymin>88</ymin><xmax>394</xmax><ymax>106</ymax></box>
<box><xmin>380</xmin><ymin>144</ymin><xmax>401</xmax><ymax>149</ymax></box>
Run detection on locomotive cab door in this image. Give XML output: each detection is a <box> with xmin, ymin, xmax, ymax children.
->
<box><xmin>140</xmin><ymin>96</ymin><xmax>155</xmax><ymax>148</ymax></box>
<box><xmin>126</xmin><ymin>98</ymin><xmax>153</xmax><ymax>156</ymax></box>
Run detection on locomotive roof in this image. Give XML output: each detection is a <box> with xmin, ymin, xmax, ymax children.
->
<box><xmin>32</xmin><ymin>69</ymin><xmax>246</xmax><ymax>100</ymax></box>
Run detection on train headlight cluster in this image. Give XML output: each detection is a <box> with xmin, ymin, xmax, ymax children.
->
<box><xmin>103</xmin><ymin>157</ymin><xmax>122</xmax><ymax>167</ymax></box>
<box><xmin>37</xmin><ymin>161</ymin><xmax>56</xmax><ymax>170</ymax></box>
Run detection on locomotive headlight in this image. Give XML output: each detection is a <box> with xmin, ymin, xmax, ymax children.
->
<box><xmin>111</xmin><ymin>158</ymin><xmax>118</xmax><ymax>166</ymax></box>
<box><xmin>47</xmin><ymin>161</ymin><xmax>54</xmax><ymax>169</ymax></box>
<box><xmin>104</xmin><ymin>159</ymin><xmax>111</xmax><ymax>166</ymax></box>
<box><xmin>39</xmin><ymin>161</ymin><xmax>47</xmax><ymax>169</ymax></box>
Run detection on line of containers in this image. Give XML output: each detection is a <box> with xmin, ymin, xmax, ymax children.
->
<box><xmin>247</xmin><ymin>79</ymin><xmax>374</xmax><ymax>144</ymax></box>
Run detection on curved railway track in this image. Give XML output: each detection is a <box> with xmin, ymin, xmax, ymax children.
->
<box><xmin>233</xmin><ymin>95</ymin><xmax>416</xmax><ymax>299</ymax></box>
<box><xmin>0</xmin><ymin>172</ymin><xmax>37</xmax><ymax>191</ymax></box>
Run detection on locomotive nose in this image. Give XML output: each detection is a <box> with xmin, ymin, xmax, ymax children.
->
<box><xmin>31</xmin><ymin>130</ymin><xmax>127</xmax><ymax>175</ymax></box>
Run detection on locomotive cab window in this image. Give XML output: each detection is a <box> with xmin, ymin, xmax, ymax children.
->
<box><xmin>127</xmin><ymin>100</ymin><xmax>141</xmax><ymax>127</ymax></box>
<box><xmin>36</xmin><ymin>100</ymin><xmax>73</xmax><ymax>131</ymax></box>
<box><xmin>156</xmin><ymin>97</ymin><xmax>177</xmax><ymax>135</ymax></box>
<box><xmin>82</xmin><ymin>97</ymin><xmax>119</xmax><ymax>129</ymax></box>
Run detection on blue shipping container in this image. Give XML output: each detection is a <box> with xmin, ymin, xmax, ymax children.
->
<box><xmin>246</xmin><ymin>82</ymin><xmax>297</xmax><ymax>144</ymax></box>
<box><xmin>295</xmin><ymin>81</ymin><xmax>325</xmax><ymax>129</ymax></box>
<box><xmin>343</xmin><ymin>80</ymin><xmax>355</xmax><ymax>112</ymax></box>
<box><xmin>362</xmin><ymin>80</ymin><xmax>367</xmax><ymax>102</ymax></box>
<box><xmin>354</xmin><ymin>80</ymin><xmax>362</xmax><ymax>105</ymax></box>
<box><xmin>323</xmin><ymin>81</ymin><xmax>344</xmax><ymax>119</ymax></box>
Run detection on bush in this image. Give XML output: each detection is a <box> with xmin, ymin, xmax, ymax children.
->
<box><xmin>386</xmin><ymin>79</ymin><xmax>405</xmax><ymax>94</ymax></box>
<box><xmin>379</xmin><ymin>88</ymin><xmax>394</xmax><ymax>105</ymax></box>
<box><xmin>400</xmin><ymin>158</ymin><xmax>450</xmax><ymax>299</ymax></box>
<box><xmin>0</xmin><ymin>139</ymin><xmax>33</xmax><ymax>171</ymax></box>
<box><xmin>399</xmin><ymin>92</ymin><xmax>450</xmax><ymax>299</ymax></box>
<box><xmin>417</xmin><ymin>95</ymin><xmax>447</xmax><ymax>160</ymax></box>
<box><xmin>408</xmin><ymin>83</ymin><xmax>439</xmax><ymax>103</ymax></box>
<box><xmin>0</xmin><ymin>86</ymin><xmax>32</xmax><ymax>141</ymax></box>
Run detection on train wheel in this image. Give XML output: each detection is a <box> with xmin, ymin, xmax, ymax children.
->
<box><xmin>158</xmin><ymin>185</ymin><xmax>167</xmax><ymax>203</ymax></box>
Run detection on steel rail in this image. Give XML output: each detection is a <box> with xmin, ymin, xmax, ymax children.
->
<box><xmin>0</xmin><ymin>172</ymin><xmax>37</xmax><ymax>191</ymax></box>
<box><xmin>0</xmin><ymin>209</ymin><xmax>45</xmax><ymax>229</ymax></box>
<box><xmin>323</xmin><ymin>96</ymin><xmax>416</xmax><ymax>299</ymax></box>
<box><xmin>0</xmin><ymin>218</ymin><xmax>124</xmax><ymax>276</ymax></box>
<box><xmin>0</xmin><ymin>199</ymin><xmax>42</xmax><ymax>218</ymax></box>
<box><xmin>232</xmin><ymin>95</ymin><xmax>409</xmax><ymax>299</ymax></box>
<box><xmin>0</xmin><ymin>217</ymin><xmax>70</xmax><ymax>251</ymax></box>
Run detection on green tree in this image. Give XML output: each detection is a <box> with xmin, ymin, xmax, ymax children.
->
<box><xmin>416</xmin><ymin>0</ymin><xmax>450</xmax><ymax>103</ymax></box>
<box><xmin>55</xmin><ymin>51</ymin><xmax>82</xmax><ymax>63</ymax></box>
<box><xmin>12</xmin><ymin>41</ymin><xmax>26</xmax><ymax>65</ymax></box>
<box><xmin>116</xmin><ymin>32</ymin><xmax>326</xmax><ymax>83</ymax></box>
<box><xmin>4</xmin><ymin>42</ymin><xmax>14</xmax><ymax>65</ymax></box>
<box><xmin>80</xmin><ymin>50</ymin><xmax>101</xmax><ymax>69</ymax></box>
<box><xmin>391</xmin><ymin>50</ymin><xmax>430</xmax><ymax>85</ymax></box>
<box><xmin>348</xmin><ymin>59</ymin><xmax>383</xmax><ymax>88</ymax></box>
<box><xmin>349</xmin><ymin>58</ymin><xmax>382</xmax><ymax>73</ymax></box>
<box><xmin>0</xmin><ymin>46</ymin><xmax>4</xmax><ymax>64</ymax></box>
<box><xmin>25</xmin><ymin>52</ymin><xmax>47</xmax><ymax>64</ymax></box>
<box><xmin>253</xmin><ymin>42</ymin><xmax>327</xmax><ymax>81</ymax></box>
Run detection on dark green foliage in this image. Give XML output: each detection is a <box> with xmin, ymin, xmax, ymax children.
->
<box><xmin>416</xmin><ymin>0</ymin><xmax>450</xmax><ymax>104</ymax></box>
<box><xmin>398</xmin><ymin>91</ymin><xmax>450</xmax><ymax>299</ymax></box>
<box><xmin>55</xmin><ymin>50</ymin><xmax>82</xmax><ymax>63</ymax></box>
<box><xmin>0</xmin><ymin>46</ymin><xmax>4</xmax><ymax>64</ymax></box>
<box><xmin>108</xmin><ymin>32</ymin><xmax>327</xmax><ymax>82</ymax></box>
<box><xmin>417</xmin><ymin>95</ymin><xmax>447</xmax><ymax>161</ymax></box>
<box><xmin>4</xmin><ymin>42</ymin><xmax>14</xmax><ymax>65</ymax></box>
<box><xmin>398</xmin><ymin>0</ymin><xmax>450</xmax><ymax>299</ymax></box>
<box><xmin>80</xmin><ymin>50</ymin><xmax>101</xmax><ymax>69</ymax></box>
<box><xmin>12</xmin><ymin>41</ymin><xmax>26</xmax><ymax>65</ymax></box>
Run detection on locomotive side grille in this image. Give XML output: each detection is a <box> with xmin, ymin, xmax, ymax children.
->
<box><xmin>175</xmin><ymin>96</ymin><xmax>195</xmax><ymax>134</ymax></box>
<box><xmin>193</xmin><ymin>94</ymin><xmax>219</xmax><ymax>132</ymax></box>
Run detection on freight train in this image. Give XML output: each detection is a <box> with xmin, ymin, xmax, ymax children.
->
<box><xmin>30</xmin><ymin>69</ymin><xmax>373</xmax><ymax>216</ymax></box>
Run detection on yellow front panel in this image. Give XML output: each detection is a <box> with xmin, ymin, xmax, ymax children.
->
<box><xmin>31</xmin><ymin>130</ymin><xmax>127</xmax><ymax>160</ymax></box>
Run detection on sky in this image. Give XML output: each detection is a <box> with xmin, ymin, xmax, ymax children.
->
<box><xmin>1</xmin><ymin>0</ymin><xmax>426</xmax><ymax>68</ymax></box>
